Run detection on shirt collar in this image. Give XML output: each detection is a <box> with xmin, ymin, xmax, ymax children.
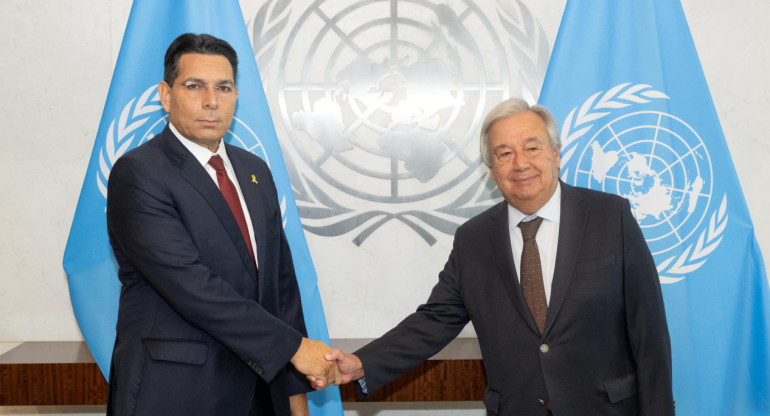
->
<box><xmin>507</xmin><ymin>182</ymin><xmax>562</xmax><ymax>226</ymax></box>
<box><xmin>168</xmin><ymin>122</ymin><xmax>232</xmax><ymax>169</ymax></box>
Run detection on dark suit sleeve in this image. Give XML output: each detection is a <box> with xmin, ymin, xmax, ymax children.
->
<box><xmin>354</xmin><ymin>236</ymin><xmax>471</xmax><ymax>395</ymax></box>
<box><xmin>274</xmin><ymin>196</ymin><xmax>313</xmax><ymax>396</ymax></box>
<box><xmin>620</xmin><ymin>199</ymin><xmax>675</xmax><ymax>415</ymax></box>
<box><xmin>107</xmin><ymin>156</ymin><xmax>303</xmax><ymax>383</ymax></box>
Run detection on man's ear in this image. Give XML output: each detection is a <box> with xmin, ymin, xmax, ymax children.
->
<box><xmin>553</xmin><ymin>146</ymin><xmax>561</xmax><ymax>168</ymax></box>
<box><xmin>158</xmin><ymin>81</ymin><xmax>172</xmax><ymax>113</ymax></box>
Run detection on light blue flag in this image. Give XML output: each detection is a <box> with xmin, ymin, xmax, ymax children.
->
<box><xmin>62</xmin><ymin>0</ymin><xmax>342</xmax><ymax>413</ymax></box>
<box><xmin>539</xmin><ymin>1</ymin><xmax>770</xmax><ymax>414</ymax></box>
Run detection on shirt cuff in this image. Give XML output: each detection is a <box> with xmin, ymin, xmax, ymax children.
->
<box><xmin>354</xmin><ymin>378</ymin><xmax>369</xmax><ymax>398</ymax></box>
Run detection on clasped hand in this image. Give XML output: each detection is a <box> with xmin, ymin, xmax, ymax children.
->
<box><xmin>291</xmin><ymin>338</ymin><xmax>364</xmax><ymax>390</ymax></box>
<box><xmin>306</xmin><ymin>348</ymin><xmax>364</xmax><ymax>390</ymax></box>
<box><xmin>290</xmin><ymin>338</ymin><xmax>341</xmax><ymax>389</ymax></box>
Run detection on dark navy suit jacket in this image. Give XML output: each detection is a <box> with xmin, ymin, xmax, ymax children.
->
<box><xmin>355</xmin><ymin>183</ymin><xmax>674</xmax><ymax>415</ymax></box>
<box><xmin>106</xmin><ymin>126</ymin><xmax>309</xmax><ymax>415</ymax></box>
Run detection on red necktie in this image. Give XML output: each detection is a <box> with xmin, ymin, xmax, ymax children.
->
<box><xmin>519</xmin><ymin>217</ymin><xmax>547</xmax><ymax>334</ymax></box>
<box><xmin>208</xmin><ymin>155</ymin><xmax>256</xmax><ymax>269</ymax></box>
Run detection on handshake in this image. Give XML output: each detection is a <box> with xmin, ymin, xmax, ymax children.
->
<box><xmin>289</xmin><ymin>338</ymin><xmax>364</xmax><ymax>389</ymax></box>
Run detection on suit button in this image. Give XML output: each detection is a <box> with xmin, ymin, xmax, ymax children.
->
<box><xmin>247</xmin><ymin>360</ymin><xmax>263</xmax><ymax>374</ymax></box>
<box><xmin>252</xmin><ymin>364</ymin><xmax>263</xmax><ymax>373</ymax></box>
<box><xmin>540</xmin><ymin>344</ymin><xmax>549</xmax><ymax>353</ymax></box>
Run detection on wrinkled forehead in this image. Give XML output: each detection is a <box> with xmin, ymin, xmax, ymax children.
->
<box><xmin>489</xmin><ymin>118</ymin><xmax>550</xmax><ymax>146</ymax></box>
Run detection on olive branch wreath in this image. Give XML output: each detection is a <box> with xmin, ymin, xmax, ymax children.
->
<box><xmin>496</xmin><ymin>0</ymin><xmax>551</xmax><ymax>103</ymax></box>
<box><xmin>96</xmin><ymin>85</ymin><xmax>164</xmax><ymax>199</ymax></box>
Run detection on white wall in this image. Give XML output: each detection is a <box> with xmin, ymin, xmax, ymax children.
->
<box><xmin>0</xmin><ymin>0</ymin><xmax>767</xmax><ymax>414</ymax></box>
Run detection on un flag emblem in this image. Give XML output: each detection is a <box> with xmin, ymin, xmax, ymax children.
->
<box><xmin>95</xmin><ymin>86</ymin><xmax>279</xmax><ymax>212</ymax></box>
<box><xmin>559</xmin><ymin>84</ymin><xmax>727</xmax><ymax>284</ymax></box>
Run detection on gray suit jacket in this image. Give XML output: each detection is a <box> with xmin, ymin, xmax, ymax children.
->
<box><xmin>355</xmin><ymin>182</ymin><xmax>674</xmax><ymax>415</ymax></box>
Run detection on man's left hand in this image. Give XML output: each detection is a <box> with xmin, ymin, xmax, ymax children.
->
<box><xmin>289</xmin><ymin>393</ymin><xmax>308</xmax><ymax>416</ymax></box>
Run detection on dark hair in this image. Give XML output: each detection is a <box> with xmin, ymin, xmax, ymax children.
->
<box><xmin>163</xmin><ymin>33</ymin><xmax>238</xmax><ymax>85</ymax></box>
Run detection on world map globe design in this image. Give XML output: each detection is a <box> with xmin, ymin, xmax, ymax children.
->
<box><xmin>568</xmin><ymin>111</ymin><xmax>713</xmax><ymax>256</ymax></box>
<box><xmin>277</xmin><ymin>0</ymin><xmax>510</xmax><ymax>203</ymax></box>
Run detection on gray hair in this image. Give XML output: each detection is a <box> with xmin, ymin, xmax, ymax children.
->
<box><xmin>480</xmin><ymin>98</ymin><xmax>561</xmax><ymax>167</ymax></box>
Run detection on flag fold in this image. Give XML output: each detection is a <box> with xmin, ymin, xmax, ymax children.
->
<box><xmin>540</xmin><ymin>1</ymin><xmax>770</xmax><ymax>414</ymax></box>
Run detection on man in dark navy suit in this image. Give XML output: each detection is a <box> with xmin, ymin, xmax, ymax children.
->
<box><xmin>324</xmin><ymin>99</ymin><xmax>675</xmax><ymax>415</ymax></box>
<box><xmin>106</xmin><ymin>33</ymin><xmax>337</xmax><ymax>416</ymax></box>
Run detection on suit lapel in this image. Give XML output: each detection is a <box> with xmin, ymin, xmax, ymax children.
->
<box><xmin>226</xmin><ymin>146</ymin><xmax>267</xmax><ymax>281</ymax></box>
<box><xmin>543</xmin><ymin>182</ymin><xmax>589</xmax><ymax>336</ymax></box>
<box><xmin>487</xmin><ymin>201</ymin><xmax>542</xmax><ymax>335</ymax></box>
<box><xmin>159</xmin><ymin>129</ymin><xmax>257</xmax><ymax>278</ymax></box>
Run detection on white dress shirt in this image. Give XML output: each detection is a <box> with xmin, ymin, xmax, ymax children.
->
<box><xmin>507</xmin><ymin>183</ymin><xmax>561</xmax><ymax>305</ymax></box>
<box><xmin>169</xmin><ymin>123</ymin><xmax>259</xmax><ymax>268</ymax></box>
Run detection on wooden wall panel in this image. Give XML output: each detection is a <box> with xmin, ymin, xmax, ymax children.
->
<box><xmin>339</xmin><ymin>359</ymin><xmax>486</xmax><ymax>402</ymax></box>
<box><xmin>0</xmin><ymin>360</ymin><xmax>485</xmax><ymax>405</ymax></box>
<box><xmin>0</xmin><ymin>363</ymin><xmax>108</xmax><ymax>406</ymax></box>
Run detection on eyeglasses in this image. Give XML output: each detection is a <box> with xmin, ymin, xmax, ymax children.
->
<box><xmin>175</xmin><ymin>81</ymin><xmax>237</xmax><ymax>97</ymax></box>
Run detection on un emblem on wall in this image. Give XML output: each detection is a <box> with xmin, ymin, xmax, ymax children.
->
<box><xmin>559</xmin><ymin>84</ymin><xmax>727</xmax><ymax>284</ymax></box>
<box><xmin>250</xmin><ymin>0</ymin><xmax>549</xmax><ymax>244</ymax></box>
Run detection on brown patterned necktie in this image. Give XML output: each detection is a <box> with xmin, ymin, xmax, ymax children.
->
<box><xmin>519</xmin><ymin>217</ymin><xmax>547</xmax><ymax>334</ymax></box>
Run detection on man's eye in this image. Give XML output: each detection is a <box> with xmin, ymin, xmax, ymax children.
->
<box><xmin>183</xmin><ymin>83</ymin><xmax>201</xmax><ymax>90</ymax></box>
<box><xmin>216</xmin><ymin>86</ymin><xmax>232</xmax><ymax>93</ymax></box>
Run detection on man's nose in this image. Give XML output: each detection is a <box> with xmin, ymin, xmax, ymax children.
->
<box><xmin>202</xmin><ymin>86</ymin><xmax>218</xmax><ymax>108</ymax></box>
<box><xmin>511</xmin><ymin>152</ymin><xmax>528</xmax><ymax>170</ymax></box>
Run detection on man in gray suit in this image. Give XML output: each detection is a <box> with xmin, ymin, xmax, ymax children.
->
<box><xmin>322</xmin><ymin>99</ymin><xmax>674</xmax><ymax>415</ymax></box>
